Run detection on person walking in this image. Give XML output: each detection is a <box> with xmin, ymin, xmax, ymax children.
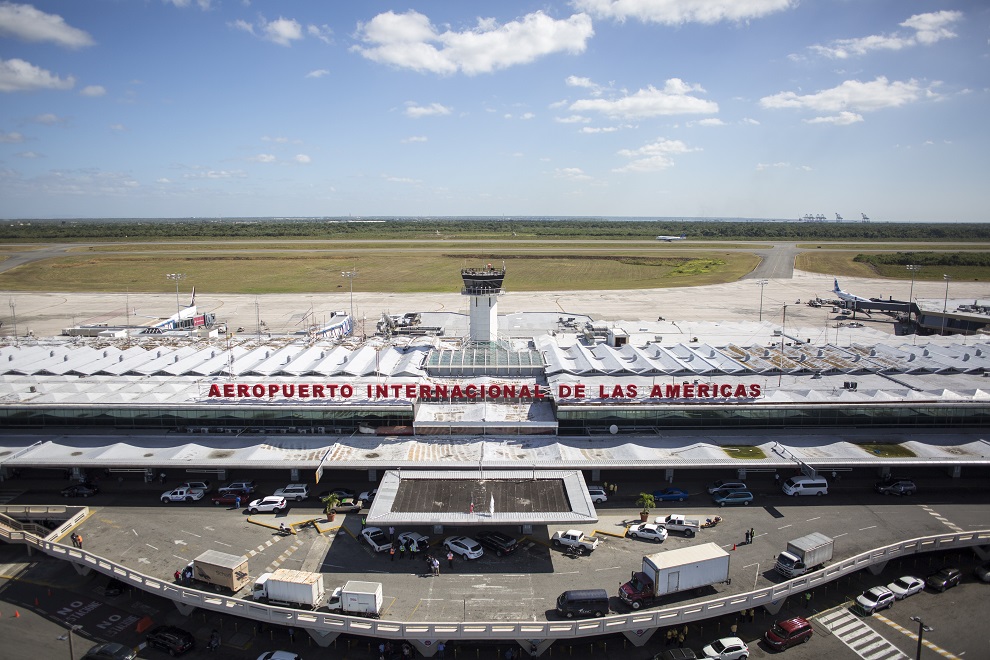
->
<box><xmin>174</xmin><ymin>569</ymin><xmax>181</xmax><ymax>582</ymax></box>
<box><xmin>750</xmin><ymin>527</ymin><xmax>755</xmax><ymax>543</ymax></box>
<box><xmin>745</xmin><ymin>530</ymin><xmax>751</xmax><ymax>544</ymax></box>
<box><xmin>388</xmin><ymin>526</ymin><xmax>395</xmax><ymax>541</ymax></box>
<box><xmin>399</xmin><ymin>543</ymin><xmax>406</xmax><ymax>560</ymax></box>
<box><xmin>437</xmin><ymin>641</ymin><xmax>446</xmax><ymax>659</ymax></box>
<box><xmin>774</xmin><ymin>473</ymin><xmax>781</xmax><ymax>487</ymax></box>
<box><xmin>235</xmin><ymin>495</ymin><xmax>241</xmax><ymax>509</ymax></box>
<box><xmin>361</xmin><ymin>516</ymin><xmax>367</xmax><ymax>530</ymax></box>
<box><xmin>804</xmin><ymin>591</ymin><xmax>812</xmax><ymax>609</ymax></box>
<box><xmin>409</xmin><ymin>539</ymin><xmax>418</xmax><ymax>560</ymax></box>
<box><xmin>677</xmin><ymin>632</ymin><xmax>685</xmax><ymax>647</ymax></box>
<box><xmin>433</xmin><ymin>557</ymin><xmax>440</xmax><ymax>576</ymax></box>
<box><xmin>389</xmin><ymin>546</ymin><xmax>396</xmax><ymax>562</ymax></box>
<box><xmin>75</xmin><ymin>532</ymin><xmax>83</xmax><ymax>549</ymax></box>
<box><xmin>159</xmin><ymin>472</ymin><xmax>166</xmax><ymax>484</ymax></box>
<box><xmin>447</xmin><ymin>550</ymin><xmax>454</xmax><ymax>569</ymax></box>
<box><xmin>730</xmin><ymin>620</ymin><xmax>738</xmax><ymax>635</ymax></box>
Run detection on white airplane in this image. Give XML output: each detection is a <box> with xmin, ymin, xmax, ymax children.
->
<box><xmin>861</xmin><ymin>213</ymin><xmax>870</xmax><ymax>221</ymax></box>
<box><xmin>833</xmin><ymin>278</ymin><xmax>871</xmax><ymax>304</ymax></box>
<box><xmin>656</xmin><ymin>234</ymin><xmax>687</xmax><ymax>242</ymax></box>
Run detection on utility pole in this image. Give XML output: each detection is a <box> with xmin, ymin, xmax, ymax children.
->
<box><xmin>8</xmin><ymin>298</ymin><xmax>17</xmax><ymax>345</ymax></box>
<box><xmin>757</xmin><ymin>279</ymin><xmax>769</xmax><ymax>322</ymax></box>
<box><xmin>910</xmin><ymin>616</ymin><xmax>932</xmax><ymax>660</ymax></box>
<box><xmin>778</xmin><ymin>304</ymin><xmax>789</xmax><ymax>387</ymax></box>
<box><xmin>165</xmin><ymin>273</ymin><xmax>185</xmax><ymax>324</ymax></box>
<box><xmin>341</xmin><ymin>269</ymin><xmax>358</xmax><ymax>335</ymax></box>
<box><xmin>905</xmin><ymin>265</ymin><xmax>921</xmax><ymax>323</ymax></box>
<box><xmin>941</xmin><ymin>274</ymin><xmax>951</xmax><ymax>335</ymax></box>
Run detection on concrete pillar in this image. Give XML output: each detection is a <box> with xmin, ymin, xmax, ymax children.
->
<box><xmin>407</xmin><ymin>640</ymin><xmax>446</xmax><ymax>657</ymax></box>
<box><xmin>368</xmin><ymin>469</ymin><xmax>378</xmax><ymax>482</ymax></box>
<box><xmin>867</xmin><ymin>561</ymin><xmax>888</xmax><ymax>576</ymax></box>
<box><xmin>173</xmin><ymin>601</ymin><xmax>196</xmax><ymax>616</ymax></box>
<box><xmin>513</xmin><ymin>639</ymin><xmax>554</xmax><ymax>657</ymax></box>
<box><xmin>290</xmin><ymin>468</ymin><xmax>300</xmax><ymax>482</ymax></box>
<box><xmin>621</xmin><ymin>627</ymin><xmax>659</xmax><ymax>647</ymax></box>
<box><xmin>947</xmin><ymin>465</ymin><xmax>961</xmax><ymax>478</ymax></box>
<box><xmin>878</xmin><ymin>466</ymin><xmax>891</xmax><ymax>479</ymax></box>
<box><xmin>665</xmin><ymin>468</ymin><xmax>674</xmax><ymax>484</ymax></box>
<box><xmin>216</xmin><ymin>469</ymin><xmax>227</xmax><ymax>481</ymax></box>
<box><xmin>70</xmin><ymin>466</ymin><xmax>85</xmax><ymax>481</ymax></box>
<box><xmin>70</xmin><ymin>562</ymin><xmax>91</xmax><ymax>576</ymax></box>
<box><xmin>737</xmin><ymin>468</ymin><xmax>747</xmax><ymax>480</ymax></box>
<box><xmin>764</xmin><ymin>596</ymin><xmax>787</xmax><ymax>615</ymax></box>
<box><xmin>972</xmin><ymin>545</ymin><xmax>990</xmax><ymax>561</ymax></box>
<box><xmin>305</xmin><ymin>629</ymin><xmax>340</xmax><ymax>648</ymax></box>
<box><xmin>591</xmin><ymin>469</ymin><xmax>601</xmax><ymax>482</ymax></box>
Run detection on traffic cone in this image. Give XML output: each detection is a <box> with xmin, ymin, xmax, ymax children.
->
<box><xmin>14</xmin><ymin>610</ymin><xmax>20</xmax><ymax>618</ymax></box>
<box><xmin>34</xmin><ymin>597</ymin><xmax>39</xmax><ymax>606</ymax></box>
<box><xmin>731</xmin><ymin>543</ymin><xmax>736</xmax><ymax>551</ymax></box>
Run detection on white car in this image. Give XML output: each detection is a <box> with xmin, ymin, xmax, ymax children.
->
<box><xmin>397</xmin><ymin>531</ymin><xmax>430</xmax><ymax>551</ymax></box>
<box><xmin>856</xmin><ymin>586</ymin><xmax>895</xmax><ymax>614</ymax></box>
<box><xmin>702</xmin><ymin>636</ymin><xmax>749</xmax><ymax>660</ymax></box>
<box><xmin>160</xmin><ymin>487</ymin><xmax>204</xmax><ymax>503</ymax></box>
<box><xmin>257</xmin><ymin>652</ymin><xmax>301</xmax><ymax>660</ymax></box>
<box><xmin>179</xmin><ymin>481</ymin><xmax>211</xmax><ymax>493</ymax></box>
<box><xmin>444</xmin><ymin>535</ymin><xmax>484</xmax><ymax>560</ymax></box>
<box><xmin>886</xmin><ymin>575</ymin><xmax>924</xmax><ymax>600</ymax></box>
<box><xmin>587</xmin><ymin>486</ymin><xmax>608</xmax><ymax>503</ymax></box>
<box><xmin>627</xmin><ymin>523</ymin><xmax>668</xmax><ymax>543</ymax></box>
<box><xmin>274</xmin><ymin>484</ymin><xmax>309</xmax><ymax>501</ymax></box>
<box><xmin>358</xmin><ymin>488</ymin><xmax>378</xmax><ymax>503</ymax></box>
<box><xmin>247</xmin><ymin>496</ymin><xmax>287</xmax><ymax>514</ymax></box>
<box><xmin>361</xmin><ymin>527</ymin><xmax>392</xmax><ymax>552</ymax></box>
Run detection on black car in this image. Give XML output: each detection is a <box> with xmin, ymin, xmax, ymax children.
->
<box><xmin>146</xmin><ymin>626</ymin><xmax>195</xmax><ymax>656</ymax></box>
<box><xmin>82</xmin><ymin>642</ymin><xmax>136</xmax><ymax>660</ymax></box>
<box><xmin>61</xmin><ymin>483</ymin><xmax>100</xmax><ymax>498</ymax></box>
<box><xmin>476</xmin><ymin>530</ymin><xmax>519</xmax><ymax>557</ymax></box>
<box><xmin>926</xmin><ymin>567</ymin><xmax>962</xmax><ymax>592</ymax></box>
<box><xmin>875</xmin><ymin>479</ymin><xmax>917</xmax><ymax>496</ymax></box>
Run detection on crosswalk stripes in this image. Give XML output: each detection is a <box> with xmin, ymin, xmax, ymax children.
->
<box><xmin>815</xmin><ymin>607</ymin><xmax>908</xmax><ymax>660</ymax></box>
<box><xmin>873</xmin><ymin>614</ymin><xmax>961</xmax><ymax>660</ymax></box>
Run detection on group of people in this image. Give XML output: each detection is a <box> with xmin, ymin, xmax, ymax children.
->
<box><xmin>744</xmin><ymin>527</ymin><xmax>756</xmax><ymax>544</ymax></box>
<box><xmin>663</xmin><ymin>625</ymin><xmax>689</xmax><ymax>647</ymax></box>
<box><xmin>377</xmin><ymin>640</ymin><xmax>416</xmax><ymax>659</ymax></box>
<box><xmin>69</xmin><ymin>532</ymin><xmax>83</xmax><ymax>548</ymax></box>
<box><xmin>173</xmin><ymin>565</ymin><xmax>193</xmax><ymax>584</ymax></box>
<box><xmin>601</xmin><ymin>482</ymin><xmax>619</xmax><ymax>496</ymax></box>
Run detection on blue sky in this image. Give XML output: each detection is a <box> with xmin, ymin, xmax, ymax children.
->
<box><xmin>1</xmin><ymin>1</ymin><xmax>987</xmax><ymax>221</ymax></box>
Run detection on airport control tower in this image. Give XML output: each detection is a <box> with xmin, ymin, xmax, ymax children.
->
<box><xmin>461</xmin><ymin>263</ymin><xmax>505</xmax><ymax>342</ymax></box>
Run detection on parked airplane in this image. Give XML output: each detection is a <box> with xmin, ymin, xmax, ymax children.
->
<box><xmin>656</xmin><ymin>234</ymin><xmax>687</xmax><ymax>242</ymax></box>
<box><xmin>833</xmin><ymin>278</ymin><xmax>871</xmax><ymax>304</ymax></box>
<box><xmin>861</xmin><ymin>213</ymin><xmax>870</xmax><ymax>221</ymax></box>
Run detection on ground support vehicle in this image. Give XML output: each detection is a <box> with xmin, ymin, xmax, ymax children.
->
<box><xmin>774</xmin><ymin>533</ymin><xmax>834</xmax><ymax>578</ymax></box>
<box><xmin>327</xmin><ymin>581</ymin><xmax>383</xmax><ymax>618</ymax></box>
<box><xmin>551</xmin><ymin>529</ymin><xmax>600</xmax><ymax>554</ymax></box>
<box><xmin>656</xmin><ymin>513</ymin><xmax>701</xmax><ymax>537</ymax></box>
<box><xmin>253</xmin><ymin>569</ymin><xmax>326</xmax><ymax>609</ymax></box>
<box><xmin>191</xmin><ymin>550</ymin><xmax>251</xmax><ymax>591</ymax></box>
<box><xmin>619</xmin><ymin>542</ymin><xmax>731</xmax><ymax>610</ymax></box>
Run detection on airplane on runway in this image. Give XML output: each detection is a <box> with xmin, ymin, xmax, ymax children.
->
<box><xmin>833</xmin><ymin>278</ymin><xmax>871</xmax><ymax>303</ymax></box>
<box><xmin>656</xmin><ymin>234</ymin><xmax>687</xmax><ymax>242</ymax></box>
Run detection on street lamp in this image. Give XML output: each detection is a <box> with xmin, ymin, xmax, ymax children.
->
<box><xmin>778</xmin><ymin>304</ymin><xmax>789</xmax><ymax>387</ymax></box>
<box><xmin>165</xmin><ymin>273</ymin><xmax>185</xmax><ymax>320</ymax></box>
<box><xmin>756</xmin><ymin>279</ymin><xmax>769</xmax><ymax>322</ymax></box>
<box><xmin>909</xmin><ymin>616</ymin><xmax>933</xmax><ymax>660</ymax></box>
<box><xmin>341</xmin><ymin>269</ymin><xmax>358</xmax><ymax>332</ymax></box>
<box><xmin>57</xmin><ymin>623</ymin><xmax>83</xmax><ymax>659</ymax></box>
<box><xmin>941</xmin><ymin>274</ymin><xmax>951</xmax><ymax>335</ymax></box>
<box><xmin>8</xmin><ymin>298</ymin><xmax>17</xmax><ymax>344</ymax></box>
<box><xmin>905</xmin><ymin>265</ymin><xmax>921</xmax><ymax>322</ymax></box>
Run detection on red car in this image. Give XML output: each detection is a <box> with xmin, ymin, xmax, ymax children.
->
<box><xmin>210</xmin><ymin>490</ymin><xmax>251</xmax><ymax>506</ymax></box>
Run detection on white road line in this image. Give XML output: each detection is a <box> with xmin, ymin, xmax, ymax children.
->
<box><xmin>834</xmin><ymin>532</ymin><xmax>849</xmax><ymax>538</ymax></box>
<box><xmin>778</xmin><ymin>524</ymin><xmax>793</xmax><ymax>529</ymax></box>
<box><xmin>213</xmin><ymin>540</ymin><xmax>232</xmax><ymax>547</ymax></box>
<box><xmin>594</xmin><ymin>566</ymin><xmax>621</xmax><ymax>571</ymax></box>
<box><xmin>180</xmin><ymin>530</ymin><xmax>201</xmax><ymax>538</ymax></box>
<box><xmin>145</xmin><ymin>543</ymin><xmax>158</xmax><ymax>550</ymax></box>
<box><xmin>132</xmin><ymin>529</ymin><xmax>138</xmax><ymax>536</ymax></box>
<box><xmin>859</xmin><ymin>525</ymin><xmax>877</xmax><ymax>531</ymax></box>
<box><xmin>806</xmin><ymin>516</ymin><xmax>821</xmax><ymax>521</ymax></box>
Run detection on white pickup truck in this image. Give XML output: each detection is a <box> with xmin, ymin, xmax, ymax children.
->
<box><xmin>161</xmin><ymin>486</ymin><xmax>205</xmax><ymax>503</ymax></box>
<box><xmin>656</xmin><ymin>513</ymin><xmax>701</xmax><ymax>538</ymax></box>
<box><xmin>551</xmin><ymin>529</ymin><xmax>601</xmax><ymax>554</ymax></box>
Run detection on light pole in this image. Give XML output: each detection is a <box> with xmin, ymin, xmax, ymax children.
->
<box><xmin>165</xmin><ymin>273</ymin><xmax>185</xmax><ymax>320</ymax></box>
<box><xmin>905</xmin><ymin>265</ymin><xmax>921</xmax><ymax>322</ymax></box>
<box><xmin>341</xmin><ymin>269</ymin><xmax>358</xmax><ymax>332</ymax></box>
<box><xmin>941</xmin><ymin>274</ymin><xmax>951</xmax><ymax>335</ymax></box>
<box><xmin>58</xmin><ymin>623</ymin><xmax>83</xmax><ymax>659</ymax></box>
<box><xmin>910</xmin><ymin>616</ymin><xmax>933</xmax><ymax>660</ymax></box>
<box><xmin>757</xmin><ymin>279</ymin><xmax>769</xmax><ymax>321</ymax></box>
<box><xmin>8</xmin><ymin>298</ymin><xmax>17</xmax><ymax>344</ymax></box>
<box><xmin>778</xmin><ymin>304</ymin><xmax>789</xmax><ymax>387</ymax></box>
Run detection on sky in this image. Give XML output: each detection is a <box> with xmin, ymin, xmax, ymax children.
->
<box><xmin>0</xmin><ymin>1</ymin><xmax>988</xmax><ymax>222</ymax></box>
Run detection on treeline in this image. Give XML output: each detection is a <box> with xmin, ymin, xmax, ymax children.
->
<box><xmin>854</xmin><ymin>251</ymin><xmax>990</xmax><ymax>267</ymax></box>
<box><xmin>2</xmin><ymin>218</ymin><xmax>989</xmax><ymax>242</ymax></box>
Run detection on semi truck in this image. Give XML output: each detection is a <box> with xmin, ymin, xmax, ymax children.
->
<box><xmin>191</xmin><ymin>550</ymin><xmax>251</xmax><ymax>592</ymax></box>
<box><xmin>618</xmin><ymin>542</ymin><xmax>731</xmax><ymax>610</ymax></box>
<box><xmin>253</xmin><ymin>569</ymin><xmax>327</xmax><ymax>610</ymax></box>
<box><xmin>775</xmin><ymin>532</ymin><xmax>834</xmax><ymax>578</ymax></box>
<box><xmin>327</xmin><ymin>580</ymin><xmax>384</xmax><ymax>618</ymax></box>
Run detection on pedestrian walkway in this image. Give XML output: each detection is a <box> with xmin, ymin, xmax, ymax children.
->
<box><xmin>873</xmin><ymin>613</ymin><xmax>961</xmax><ymax>660</ymax></box>
<box><xmin>815</xmin><ymin>607</ymin><xmax>908</xmax><ymax>660</ymax></box>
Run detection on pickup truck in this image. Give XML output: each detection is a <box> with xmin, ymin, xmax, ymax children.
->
<box><xmin>161</xmin><ymin>487</ymin><xmax>205</xmax><ymax>503</ymax></box>
<box><xmin>551</xmin><ymin>530</ymin><xmax>601</xmax><ymax>554</ymax></box>
<box><xmin>656</xmin><ymin>513</ymin><xmax>701</xmax><ymax>538</ymax></box>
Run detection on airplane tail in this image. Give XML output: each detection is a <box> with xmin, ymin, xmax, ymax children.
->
<box><xmin>680</xmin><ymin>234</ymin><xmax>686</xmax><ymax>239</ymax></box>
<box><xmin>188</xmin><ymin>286</ymin><xmax>196</xmax><ymax>307</ymax></box>
<box><xmin>833</xmin><ymin>278</ymin><xmax>841</xmax><ymax>294</ymax></box>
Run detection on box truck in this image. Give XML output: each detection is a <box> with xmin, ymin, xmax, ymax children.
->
<box><xmin>191</xmin><ymin>550</ymin><xmax>250</xmax><ymax>592</ymax></box>
<box><xmin>618</xmin><ymin>542</ymin><xmax>731</xmax><ymax>609</ymax></box>
<box><xmin>253</xmin><ymin>569</ymin><xmax>327</xmax><ymax>610</ymax></box>
<box><xmin>775</xmin><ymin>532</ymin><xmax>834</xmax><ymax>578</ymax></box>
<box><xmin>327</xmin><ymin>580</ymin><xmax>384</xmax><ymax>618</ymax></box>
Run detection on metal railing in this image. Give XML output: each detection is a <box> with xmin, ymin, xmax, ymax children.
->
<box><xmin>1</xmin><ymin>522</ymin><xmax>987</xmax><ymax>642</ymax></box>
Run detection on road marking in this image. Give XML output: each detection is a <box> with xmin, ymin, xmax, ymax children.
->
<box><xmin>834</xmin><ymin>533</ymin><xmax>848</xmax><ymax>538</ymax></box>
<box><xmin>806</xmin><ymin>516</ymin><xmax>821</xmax><ymax>522</ymax></box>
<box><xmin>174</xmin><ymin>539</ymin><xmax>187</xmax><ymax>545</ymax></box>
<box><xmin>858</xmin><ymin>525</ymin><xmax>877</xmax><ymax>531</ymax></box>
<box><xmin>132</xmin><ymin>529</ymin><xmax>138</xmax><ymax>536</ymax></box>
<box><xmin>145</xmin><ymin>543</ymin><xmax>158</xmax><ymax>550</ymax></box>
<box><xmin>213</xmin><ymin>540</ymin><xmax>232</xmax><ymax>547</ymax></box>
<box><xmin>815</xmin><ymin>608</ymin><xmax>908</xmax><ymax>660</ymax></box>
<box><xmin>873</xmin><ymin>614</ymin><xmax>961</xmax><ymax>660</ymax></box>
<box><xmin>180</xmin><ymin>530</ymin><xmax>201</xmax><ymax>538</ymax></box>
<box><xmin>778</xmin><ymin>524</ymin><xmax>793</xmax><ymax>529</ymax></box>
<box><xmin>594</xmin><ymin>566</ymin><xmax>621</xmax><ymax>571</ymax></box>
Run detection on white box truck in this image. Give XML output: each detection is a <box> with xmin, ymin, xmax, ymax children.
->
<box><xmin>618</xmin><ymin>542</ymin><xmax>730</xmax><ymax>610</ymax></box>
<box><xmin>253</xmin><ymin>569</ymin><xmax>327</xmax><ymax>610</ymax></box>
<box><xmin>327</xmin><ymin>580</ymin><xmax>384</xmax><ymax>618</ymax></box>
<box><xmin>191</xmin><ymin>550</ymin><xmax>251</xmax><ymax>592</ymax></box>
<box><xmin>775</xmin><ymin>532</ymin><xmax>834</xmax><ymax>578</ymax></box>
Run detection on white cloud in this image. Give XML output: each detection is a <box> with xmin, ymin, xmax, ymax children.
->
<box><xmin>740</xmin><ymin>117</ymin><xmax>760</xmax><ymax>125</ymax></box>
<box><xmin>249</xmin><ymin>154</ymin><xmax>277</xmax><ymax>163</ymax></box>
<box><xmin>0</xmin><ymin>131</ymin><xmax>25</xmax><ymax>143</ymax></box>
<box><xmin>566</xmin><ymin>75</ymin><xmax>604</xmax><ymax>96</ymax></box>
<box><xmin>401</xmin><ymin>136</ymin><xmax>428</xmax><ymax>143</ymax></box>
<box><xmin>572</xmin><ymin>0</ymin><xmax>795</xmax><ymax>25</ymax></box>
<box><xmin>80</xmin><ymin>85</ymin><xmax>106</xmax><ymax>97</ymax></box>
<box><xmin>163</xmin><ymin>0</ymin><xmax>212</xmax><ymax>9</ymax></box>
<box><xmin>109</xmin><ymin>123</ymin><xmax>126</xmax><ymax>132</ymax></box>
<box><xmin>262</xmin><ymin>136</ymin><xmax>290</xmax><ymax>143</ymax></box>
<box><xmin>760</xmin><ymin>77</ymin><xmax>924</xmax><ymax>115</ymax></box>
<box><xmin>0</xmin><ymin>58</ymin><xmax>74</xmax><ymax>92</ymax></box>
<box><xmin>307</xmin><ymin>24</ymin><xmax>333</xmax><ymax>45</ymax></box>
<box><xmin>0</xmin><ymin>2</ymin><xmax>95</xmax><ymax>48</ymax></box>
<box><xmin>614</xmin><ymin>137</ymin><xmax>698</xmax><ymax>172</ymax></box>
<box><xmin>520</xmin><ymin>112</ymin><xmax>535</xmax><ymax>120</ymax></box>
<box><xmin>262</xmin><ymin>17</ymin><xmax>303</xmax><ymax>46</ymax></box>
<box><xmin>756</xmin><ymin>162</ymin><xmax>801</xmax><ymax>171</ymax></box>
<box><xmin>571</xmin><ymin>79</ymin><xmax>718</xmax><ymax>118</ymax></box>
<box><xmin>385</xmin><ymin>176</ymin><xmax>421</xmax><ymax>184</ymax></box>
<box><xmin>553</xmin><ymin>167</ymin><xmax>592</xmax><ymax>180</ymax></box>
<box><xmin>31</xmin><ymin>113</ymin><xmax>64</xmax><ymax>125</ymax></box>
<box><xmin>809</xmin><ymin>10</ymin><xmax>962</xmax><ymax>59</ymax></box>
<box><xmin>554</xmin><ymin>114</ymin><xmax>591</xmax><ymax>124</ymax></box>
<box><xmin>690</xmin><ymin>118</ymin><xmax>725</xmax><ymax>127</ymax></box>
<box><xmin>294</xmin><ymin>154</ymin><xmax>311</xmax><ymax>164</ymax></box>
<box><xmin>352</xmin><ymin>10</ymin><xmax>593</xmax><ymax>75</ymax></box>
<box><xmin>579</xmin><ymin>126</ymin><xmax>620</xmax><ymax>133</ymax></box>
<box><xmin>183</xmin><ymin>169</ymin><xmax>244</xmax><ymax>180</ymax></box>
<box><xmin>804</xmin><ymin>111</ymin><xmax>864</xmax><ymax>125</ymax></box>
<box><xmin>15</xmin><ymin>150</ymin><xmax>40</xmax><ymax>158</ymax></box>
<box><xmin>404</xmin><ymin>102</ymin><xmax>451</xmax><ymax>118</ymax></box>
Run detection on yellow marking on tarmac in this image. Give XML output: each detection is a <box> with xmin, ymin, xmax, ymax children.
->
<box><xmin>873</xmin><ymin>614</ymin><xmax>960</xmax><ymax>659</ymax></box>
<box><xmin>594</xmin><ymin>529</ymin><xmax>626</xmax><ymax>539</ymax></box>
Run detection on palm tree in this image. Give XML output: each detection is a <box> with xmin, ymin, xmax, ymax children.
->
<box><xmin>636</xmin><ymin>492</ymin><xmax>656</xmax><ymax>522</ymax></box>
<box><xmin>320</xmin><ymin>493</ymin><xmax>341</xmax><ymax>521</ymax></box>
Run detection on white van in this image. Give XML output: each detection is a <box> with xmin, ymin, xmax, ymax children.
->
<box><xmin>782</xmin><ymin>476</ymin><xmax>829</xmax><ymax>496</ymax></box>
